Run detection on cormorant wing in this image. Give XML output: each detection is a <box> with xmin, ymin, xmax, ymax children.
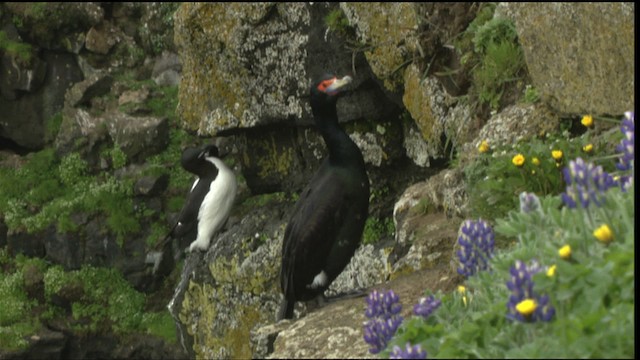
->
<box><xmin>281</xmin><ymin>167</ymin><xmax>350</xmax><ymax>301</ymax></box>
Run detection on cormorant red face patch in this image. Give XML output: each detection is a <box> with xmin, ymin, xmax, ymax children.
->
<box><xmin>317</xmin><ymin>77</ymin><xmax>337</xmax><ymax>93</ymax></box>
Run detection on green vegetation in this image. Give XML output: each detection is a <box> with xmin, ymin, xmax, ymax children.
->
<box><xmin>0</xmin><ymin>149</ymin><xmax>139</xmax><ymax>241</ymax></box>
<box><xmin>454</xmin><ymin>3</ymin><xmax>527</xmax><ymax>112</ymax></box>
<box><xmin>465</xmin><ymin>116</ymin><xmax>622</xmax><ymax>220</ymax></box>
<box><xmin>0</xmin><ymin>252</ymin><xmax>177</xmax><ymax>350</ymax></box>
<box><xmin>325</xmin><ymin>8</ymin><xmax>351</xmax><ymax>36</ymax></box>
<box><xmin>385</xmin><ymin>186</ymin><xmax>633</xmax><ymax>358</ymax></box>
<box><xmin>0</xmin><ymin>30</ymin><xmax>33</xmax><ymax>65</ymax></box>
<box><xmin>523</xmin><ymin>85</ymin><xmax>540</xmax><ymax>104</ymax></box>
<box><xmin>365</xmin><ymin>112</ymin><xmax>634</xmax><ymax>358</ymax></box>
<box><xmin>363</xmin><ymin>216</ymin><xmax>395</xmax><ymax>245</ymax></box>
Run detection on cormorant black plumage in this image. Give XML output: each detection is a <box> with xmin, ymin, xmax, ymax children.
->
<box><xmin>278</xmin><ymin>74</ymin><xmax>370</xmax><ymax>320</ymax></box>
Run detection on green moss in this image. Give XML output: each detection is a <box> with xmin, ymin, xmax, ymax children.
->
<box><xmin>236</xmin><ymin>192</ymin><xmax>288</xmax><ymax>218</ymax></box>
<box><xmin>453</xmin><ymin>4</ymin><xmax>527</xmax><ymax>112</ymax></box>
<box><xmin>325</xmin><ymin>8</ymin><xmax>351</xmax><ymax>36</ymax></box>
<box><xmin>44</xmin><ymin>112</ymin><xmax>63</xmax><ymax>143</ymax></box>
<box><xmin>252</xmin><ymin>136</ymin><xmax>295</xmax><ymax>180</ymax></box>
<box><xmin>363</xmin><ymin>216</ymin><xmax>395</xmax><ymax>245</ymax></box>
<box><xmin>177</xmin><ymin>250</ymin><xmax>280</xmax><ymax>358</ymax></box>
<box><xmin>141</xmin><ymin>311</ymin><xmax>177</xmax><ymax>344</ymax></box>
<box><xmin>0</xmin><ymin>30</ymin><xmax>33</xmax><ymax>65</ymax></box>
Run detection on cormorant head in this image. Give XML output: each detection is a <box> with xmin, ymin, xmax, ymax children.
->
<box><xmin>310</xmin><ymin>74</ymin><xmax>352</xmax><ymax>116</ymax></box>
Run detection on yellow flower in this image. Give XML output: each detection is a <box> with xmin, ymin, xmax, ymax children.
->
<box><xmin>457</xmin><ymin>285</ymin><xmax>468</xmax><ymax>307</ymax></box>
<box><xmin>593</xmin><ymin>224</ymin><xmax>614</xmax><ymax>243</ymax></box>
<box><xmin>512</xmin><ymin>154</ymin><xmax>525</xmax><ymax>167</ymax></box>
<box><xmin>516</xmin><ymin>299</ymin><xmax>537</xmax><ymax>316</ymax></box>
<box><xmin>546</xmin><ymin>265</ymin><xmax>557</xmax><ymax>277</ymax></box>
<box><xmin>581</xmin><ymin>115</ymin><xmax>594</xmax><ymax>127</ymax></box>
<box><xmin>478</xmin><ymin>140</ymin><xmax>490</xmax><ymax>153</ymax></box>
<box><xmin>551</xmin><ymin>150</ymin><xmax>563</xmax><ymax>161</ymax></box>
<box><xmin>558</xmin><ymin>245</ymin><xmax>571</xmax><ymax>259</ymax></box>
<box><xmin>531</xmin><ymin>157</ymin><xmax>540</xmax><ymax>166</ymax></box>
<box><xmin>582</xmin><ymin>144</ymin><xmax>593</xmax><ymax>153</ymax></box>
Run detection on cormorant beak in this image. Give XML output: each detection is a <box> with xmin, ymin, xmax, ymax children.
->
<box><xmin>326</xmin><ymin>75</ymin><xmax>353</xmax><ymax>95</ymax></box>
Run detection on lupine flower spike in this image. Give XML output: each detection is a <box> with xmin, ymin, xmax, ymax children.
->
<box><xmin>389</xmin><ymin>343</ymin><xmax>428</xmax><ymax>359</ymax></box>
<box><xmin>363</xmin><ymin>290</ymin><xmax>404</xmax><ymax>354</ymax></box>
<box><xmin>456</xmin><ymin>219</ymin><xmax>495</xmax><ymax>277</ymax></box>
<box><xmin>519</xmin><ymin>192</ymin><xmax>542</xmax><ymax>214</ymax></box>
<box><xmin>506</xmin><ymin>260</ymin><xmax>555</xmax><ymax>322</ymax></box>
<box><xmin>615</xmin><ymin>112</ymin><xmax>634</xmax><ymax>191</ymax></box>
<box><xmin>413</xmin><ymin>295</ymin><xmax>441</xmax><ymax>319</ymax></box>
<box><xmin>560</xmin><ymin>158</ymin><xmax>618</xmax><ymax>209</ymax></box>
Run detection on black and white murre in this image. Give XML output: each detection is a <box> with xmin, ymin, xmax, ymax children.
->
<box><xmin>278</xmin><ymin>74</ymin><xmax>370</xmax><ymax>320</ymax></box>
<box><xmin>173</xmin><ymin>144</ymin><xmax>238</xmax><ymax>252</ymax></box>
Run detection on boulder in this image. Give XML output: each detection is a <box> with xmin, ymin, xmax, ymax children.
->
<box><xmin>341</xmin><ymin>3</ymin><xmax>419</xmax><ymax>96</ymax></box>
<box><xmin>497</xmin><ymin>3</ymin><xmax>635</xmax><ymax>115</ymax></box>
<box><xmin>0</xmin><ymin>52</ymin><xmax>83</xmax><ymax>150</ymax></box>
<box><xmin>252</xmin><ymin>265</ymin><xmax>460</xmax><ymax>359</ymax></box>
<box><xmin>174</xmin><ymin>3</ymin><xmax>395</xmax><ymax>136</ymax></box>
<box><xmin>106</xmin><ymin>112</ymin><xmax>169</xmax><ymax>163</ymax></box>
<box><xmin>402</xmin><ymin>64</ymin><xmax>472</xmax><ymax>166</ymax></box>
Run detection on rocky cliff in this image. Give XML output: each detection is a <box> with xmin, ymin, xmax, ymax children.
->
<box><xmin>0</xmin><ymin>2</ymin><xmax>634</xmax><ymax>359</ymax></box>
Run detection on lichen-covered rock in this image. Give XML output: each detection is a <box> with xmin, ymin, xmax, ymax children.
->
<box><xmin>459</xmin><ymin>103</ymin><xmax>560</xmax><ymax>166</ymax></box>
<box><xmin>258</xmin><ymin>266</ymin><xmax>459</xmax><ymax>359</ymax></box>
<box><xmin>85</xmin><ymin>22</ymin><xmax>119</xmax><ymax>55</ymax></box>
<box><xmin>106</xmin><ymin>112</ymin><xmax>169</xmax><ymax>163</ymax></box>
<box><xmin>402</xmin><ymin>64</ymin><xmax>472</xmax><ymax>166</ymax></box>
<box><xmin>326</xmin><ymin>244</ymin><xmax>391</xmax><ymax>298</ymax></box>
<box><xmin>1</xmin><ymin>52</ymin><xmax>83</xmax><ymax>150</ymax></box>
<box><xmin>54</xmin><ymin>106</ymin><xmax>108</xmax><ymax>157</ymax></box>
<box><xmin>497</xmin><ymin>3</ymin><xmax>635</xmax><ymax>115</ymax></box>
<box><xmin>3</xmin><ymin>2</ymin><xmax>103</xmax><ymax>50</ymax></box>
<box><xmin>0</xmin><ymin>24</ymin><xmax>46</xmax><ymax>98</ymax></box>
<box><xmin>391</xmin><ymin>169</ymin><xmax>465</xmax><ymax>279</ymax></box>
<box><xmin>65</xmin><ymin>72</ymin><xmax>114</xmax><ymax>107</ymax></box>
<box><xmin>341</xmin><ymin>3</ymin><xmax>419</xmax><ymax>94</ymax></box>
<box><xmin>169</xmin><ymin>196</ymin><xmax>291</xmax><ymax>359</ymax></box>
<box><xmin>393</xmin><ymin>168</ymin><xmax>468</xmax><ymax>233</ymax></box>
<box><xmin>174</xmin><ymin>3</ymin><xmax>397</xmax><ymax>137</ymax></box>
<box><xmin>174</xmin><ymin>3</ymin><xmax>310</xmax><ymax>135</ymax></box>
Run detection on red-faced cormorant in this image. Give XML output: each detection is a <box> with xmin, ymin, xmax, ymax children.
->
<box><xmin>278</xmin><ymin>74</ymin><xmax>370</xmax><ymax>320</ymax></box>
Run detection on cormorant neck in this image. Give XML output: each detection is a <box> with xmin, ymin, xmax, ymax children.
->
<box><xmin>314</xmin><ymin>110</ymin><xmax>363</xmax><ymax>166</ymax></box>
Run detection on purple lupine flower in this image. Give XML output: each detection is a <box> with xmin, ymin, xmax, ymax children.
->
<box><xmin>363</xmin><ymin>290</ymin><xmax>404</xmax><ymax>354</ymax></box>
<box><xmin>519</xmin><ymin>192</ymin><xmax>542</xmax><ymax>214</ymax></box>
<box><xmin>389</xmin><ymin>343</ymin><xmax>428</xmax><ymax>359</ymax></box>
<box><xmin>456</xmin><ymin>219</ymin><xmax>495</xmax><ymax>277</ymax></box>
<box><xmin>413</xmin><ymin>295</ymin><xmax>441</xmax><ymax>319</ymax></box>
<box><xmin>506</xmin><ymin>260</ymin><xmax>555</xmax><ymax>323</ymax></box>
<box><xmin>615</xmin><ymin>111</ymin><xmax>634</xmax><ymax>172</ymax></box>
<box><xmin>560</xmin><ymin>158</ymin><xmax>618</xmax><ymax>209</ymax></box>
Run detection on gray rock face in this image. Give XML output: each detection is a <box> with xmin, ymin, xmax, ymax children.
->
<box><xmin>1</xmin><ymin>52</ymin><xmax>83</xmax><ymax>150</ymax></box>
<box><xmin>497</xmin><ymin>3</ymin><xmax>635</xmax><ymax>115</ymax></box>
<box><xmin>174</xmin><ymin>3</ymin><xmax>397</xmax><ymax>135</ymax></box>
<box><xmin>106</xmin><ymin>112</ymin><xmax>169</xmax><ymax>163</ymax></box>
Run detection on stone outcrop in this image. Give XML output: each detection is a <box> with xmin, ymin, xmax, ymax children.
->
<box><xmin>173</xmin><ymin>3</ymin><xmax>398</xmax><ymax>136</ymax></box>
<box><xmin>1</xmin><ymin>3</ymin><xmax>635</xmax><ymax>359</ymax></box>
<box><xmin>497</xmin><ymin>3</ymin><xmax>635</xmax><ymax>115</ymax></box>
